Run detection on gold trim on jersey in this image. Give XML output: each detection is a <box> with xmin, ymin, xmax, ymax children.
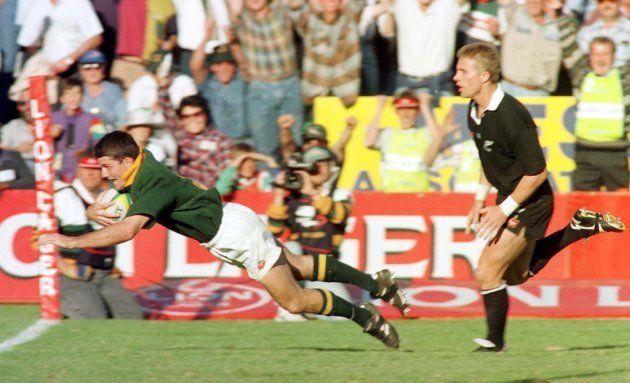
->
<box><xmin>122</xmin><ymin>148</ymin><xmax>144</xmax><ymax>188</ymax></box>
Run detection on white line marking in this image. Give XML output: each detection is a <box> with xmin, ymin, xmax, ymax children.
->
<box><xmin>0</xmin><ymin>319</ymin><xmax>59</xmax><ymax>354</ymax></box>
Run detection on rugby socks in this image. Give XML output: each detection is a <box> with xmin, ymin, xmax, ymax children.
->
<box><xmin>312</xmin><ymin>254</ymin><xmax>379</xmax><ymax>295</ymax></box>
<box><xmin>316</xmin><ymin>289</ymin><xmax>372</xmax><ymax>327</ymax></box>
<box><xmin>529</xmin><ymin>224</ymin><xmax>589</xmax><ymax>276</ymax></box>
<box><xmin>481</xmin><ymin>284</ymin><xmax>508</xmax><ymax>349</ymax></box>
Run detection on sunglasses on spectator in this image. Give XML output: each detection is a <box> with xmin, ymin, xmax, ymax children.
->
<box><xmin>597</xmin><ymin>0</ymin><xmax>618</xmax><ymax>3</ymax></box>
<box><xmin>180</xmin><ymin>110</ymin><xmax>206</xmax><ymax>120</ymax></box>
<box><xmin>80</xmin><ymin>63</ymin><xmax>103</xmax><ymax>70</ymax></box>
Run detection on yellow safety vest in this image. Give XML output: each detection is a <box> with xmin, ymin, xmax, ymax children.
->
<box><xmin>575</xmin><ymin>68</ymin><xmax>624</xmax><ymax>142</ymax></box>
<box><xmin>454</xmin><ymin>139</ymin><xmax>482</xmax><ymax>192</ymax></box>
<box><xmin>381</xmin><ymin>127</ymin><xmax>430</xmax><ymax>192</ymax></box>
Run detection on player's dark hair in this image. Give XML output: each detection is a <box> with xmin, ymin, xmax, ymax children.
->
<box><xmin>177</xmin><ymin>94</ymin><xmax>210</xmax><ymax>118</ymax></box>
<box><xmin>457</xmin><ymin>42</ymin><xmax>501</xmax><ymax>84</ymax></box>
<box><xmin>95</xmin><ymin>131</ymin><xmax>140</xmax><ymax>161</ymax></box>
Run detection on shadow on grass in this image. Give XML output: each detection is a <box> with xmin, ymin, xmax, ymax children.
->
<box><xmin>563</xmin><ymin>344</ymin><xmax>628</xmax><ymax>351</ymax></box>
<box><xmin>501</xmin><ymin>367</ymin><xmax>630</xmax><ymax>383</ymax></box>
<box><xmin>164</xmin><ymin>345</ymin><xmax>415</xmax><ymax>353</ymax></box>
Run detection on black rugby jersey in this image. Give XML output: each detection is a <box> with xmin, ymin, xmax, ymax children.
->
<box><xmin>467</xmin><ymin>88</ymin><xmax>549</xmax><ymax>196</ymax></box>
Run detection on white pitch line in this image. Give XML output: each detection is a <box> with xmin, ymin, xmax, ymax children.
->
<box><xmin>0</xmin><ymin>319</ymin><xmax>59</xmax><ymax>354</ymax></box>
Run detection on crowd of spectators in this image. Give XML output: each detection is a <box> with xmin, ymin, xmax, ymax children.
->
<box><xmin>0</xmin><ymin>0</ymin><xmax>627</xmax><ymax>194</ymax></box>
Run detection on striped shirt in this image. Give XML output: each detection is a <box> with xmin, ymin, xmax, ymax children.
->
<box><xmin>291</xmin><ymin>1</ymin><xmax>363</xmax><ymax>106</ymax></box>
<box><xmin>234</xmin><ymin>2</ymin><xmax>297</xmax><ymax>82</ymax></box>
<box><xmin>174</xmin><ymin>127</ymin><xmax>233</xmax><ymax>189</ymax></box>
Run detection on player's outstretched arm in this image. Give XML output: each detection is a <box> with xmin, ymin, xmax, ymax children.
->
<box><xmin>38</xmin><ymin>215</ymin><xmax>150</xmax><ymax>250</ymax></box>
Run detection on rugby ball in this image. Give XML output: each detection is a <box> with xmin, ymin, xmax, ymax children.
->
<box><xmin>96</xmin><ymin>189</ymin><xmax>132</xmax><ymax>222</ymax></box>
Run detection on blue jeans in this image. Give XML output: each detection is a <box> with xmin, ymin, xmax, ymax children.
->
<box><xmin>247</xmin><ymin>75</ymin><xmax>303</xmax><ymax>157</ymax></box>
<box><xmin>500</xmin><ymin>80</ymin><xmax>550</xmax><ymax>97</ymax></box>
<box><xmin>0</xmin><ymin>0</ymin><xmax>20</xmax><ymax>74</ymax></box>
<box><xmin>396</xmin><ymin>70</ymin><xmax>455</xmax><ymax>100</ymax></box>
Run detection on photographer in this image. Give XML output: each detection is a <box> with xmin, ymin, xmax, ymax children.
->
<box><xmin>267</xmin><ymin>145</ymin><xmax>349</xmax><ymax>261</ymax></box>
<box><xmin>267</xmin><ymin>146</ymin><xmax>353</xmax><ymax>320</ymax></box>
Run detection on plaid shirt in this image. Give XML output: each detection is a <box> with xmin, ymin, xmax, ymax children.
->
<box><xmin>291</xmin><ymin>1</ymin><xmax>363</xmax><ymax>106</ymax></box>
<box><xmin>174</xmin><ymin>127</ymin><xmax>233</xmax><ymax>189</ymax></box>
<box><xmin>234</xmin><ymin>2</ymin><xmax>297</xmax><ymax>81</ymax></box>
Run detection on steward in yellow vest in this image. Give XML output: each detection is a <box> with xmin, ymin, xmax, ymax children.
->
<box><xmin>558</xmin><ymin>14</ymin><xmax>629</xmax><ymax>191</ymax></box>
<box><xmin>365</xmin><ymin>89</ymin><xmax>458</xmax><ymax>192</ymax></box>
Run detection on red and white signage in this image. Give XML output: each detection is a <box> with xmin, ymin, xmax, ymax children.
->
<box><xmin>1</xmin><ymin>190</ymin><xmax>629</xmax><ymax>318</ymax></box>
<box><xmin>29</xmin><ymin>76</ymin><xmax>60</xmax><ymax>320</ymax></box>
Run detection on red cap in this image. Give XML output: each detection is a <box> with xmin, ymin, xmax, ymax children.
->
<box><xmin>78</xmin><ymin>157</ymin><xmax>101</xmax><ymax>169</ymax></box>
<box><xmin>393</xmin><ymin>97</ymin><xmax>420</xmax><ymax>109</ymax></box>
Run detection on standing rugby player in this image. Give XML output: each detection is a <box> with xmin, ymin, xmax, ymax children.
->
<box><xmin>454</xmin><ymin>42</ymin><xmax>625</xmax><ymax>352</ymax></box>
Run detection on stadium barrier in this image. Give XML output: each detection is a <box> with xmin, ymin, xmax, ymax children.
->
<box><xmin>313</xmin><ymin>96</ymin><xmax>630</xmax><ymax>193</ymax></box>
<box><xmin>1</xmin><ymin>190</ymin><xmax>628</xmax><ymax>318</ymax></box>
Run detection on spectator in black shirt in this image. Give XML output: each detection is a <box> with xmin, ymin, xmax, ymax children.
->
<box><xmin>0</xmin><ymin>148</ymin><xmax>35</xmax><ymax>190</ymax></box>
<box><xmin>454</xmin><ymin>42</ymin><xmax>625</xmax><ymax>352</ymax></box>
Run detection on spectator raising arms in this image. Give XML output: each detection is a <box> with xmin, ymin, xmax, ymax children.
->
<box><xmin>227</xmin><ymin>0</ymin><xmax>304</xmax><ymax>157</ymax></box>
<box><xmin>190</xmin><ymin>23</ymin><xmax>247</xmax><ymax>140</ymax></box>
<box><xmin>365</xmin><ymin>91</ymin><xmax>458</xmax><ymax>192</ymax></box>
<box><xmin>11</xmin><ymin>0</ymin><xmax>104</xmax><ymax>102</ymax></box>
<box><xmin>500</xmin><ymin>0</ymin><xmax>563</xmax><ymax>97</ymax></box>
<box><xmin>285</xmin><ymin>0</ymin><xmax>364</xmax><ymax>108</ymax></box>
<box><xmin>389</xmin><ymin>0</ymin><xmax>464</xmax><ymax>98</ymax></box>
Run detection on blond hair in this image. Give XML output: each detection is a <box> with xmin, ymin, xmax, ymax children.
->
<box><xmin>590</xmin><ymin>36</ymin><xmax>616</xmax><ymax>54</ymax></box>
<box><xmin>457</xmin><ymin>43</ymin><xmax>501</xmax><ymax>84</ymax></box>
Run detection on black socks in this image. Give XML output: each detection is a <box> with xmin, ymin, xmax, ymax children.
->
<box><xmin>481</xmin><ymin>284</ymin><xmax>508</xmax><ymax>348</ymax></box>
<box><xmin>312</xmin><ymin>254</ymin><xmax>379</xmax><ymax>295</ymax></box>
<box><xmin>317</xmin><ymin>289</ymin><xmax>372</xmax><ymax>327</ymax></box>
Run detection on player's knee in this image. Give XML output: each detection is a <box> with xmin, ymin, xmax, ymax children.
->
<box><xmin>475</xmin><ymin>268</ymin><xmax>502</xmax><ymax>290</ymax></box>
<box><xmin>281</xmin><ymin>295</ymin><xmax>307</xmax><ymax>314</ymax></box>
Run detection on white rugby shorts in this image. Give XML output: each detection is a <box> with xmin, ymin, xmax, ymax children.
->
<box><xmin>201</xmin><ymin>203</ymin><xmax>282</xmax><ymax>281</ymax></box>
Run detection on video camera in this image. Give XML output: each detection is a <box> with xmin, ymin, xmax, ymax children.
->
<box><xmin>278</xmin><ymin>153</ymin><xmax>316</xmax><ymax>191</ymax></box>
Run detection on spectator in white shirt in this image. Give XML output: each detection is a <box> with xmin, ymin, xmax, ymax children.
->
<box><xmin>9</xmin><ymin>0</ymin><xmax>104</xmax><ymax>102</ymax></box>
<box><xmin>172</xmin><ymin>0</ymin><xmax>232</xmax><ymax>75</ymax></box>
<box><xmin>389</xmin><ymin>0</ymin><xmax>464</xmax><ymax>99</ymax></box>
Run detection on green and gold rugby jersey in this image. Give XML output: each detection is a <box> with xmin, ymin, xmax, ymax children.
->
<box><xmin>124</xmin><ymin>150</ymin><xmax>223</xmax><ymax>243</ymax></box>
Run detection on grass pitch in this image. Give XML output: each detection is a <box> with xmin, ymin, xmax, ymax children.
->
<box><xmin>1</xmin><ymin>305</ymin><xmax>628</xmax><ymax>383</ymax></box>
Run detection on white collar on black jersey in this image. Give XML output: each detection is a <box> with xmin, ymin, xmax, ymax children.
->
<box><xmin>470</xmin><ymin>85</ymin><xmax>505</xmax><ymax>125</ymax></box>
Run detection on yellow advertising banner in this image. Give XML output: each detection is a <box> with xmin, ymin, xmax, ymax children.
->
<box><xmin>314</xmin><ymin>96</ymin><xmax>582</xmax><ymax>193</ymax></box>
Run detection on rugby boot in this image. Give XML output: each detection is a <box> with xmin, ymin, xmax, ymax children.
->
<box><xmin>371</xmin><ymin>269</ymin><xmax>410</xmax><ymax>317</ymax></box>
<box><xmin>570</xmin><ymin>208</ymin><xmax>625</xmax><ymax>235</ymax></box>
<box><xmin>362</xmin><ymin>303</ymin><xmax>400</xmax><ymax>349</ymax></box>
